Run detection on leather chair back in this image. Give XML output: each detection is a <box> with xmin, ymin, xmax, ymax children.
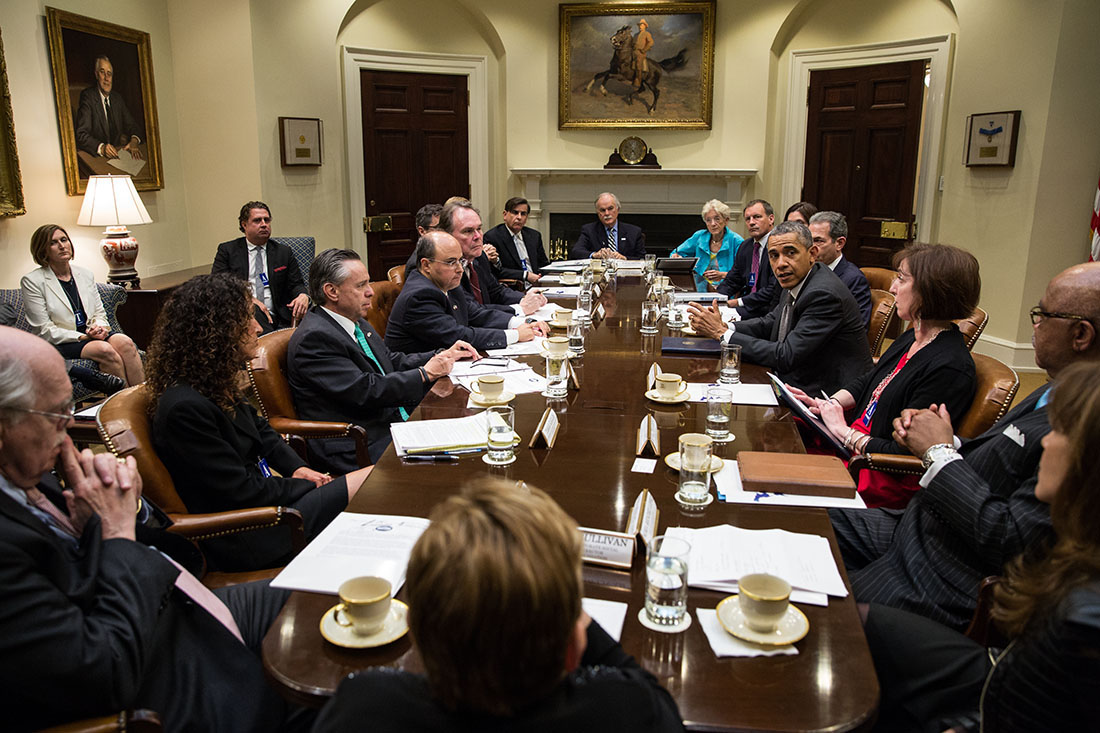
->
<box><xmin>860</xmin><ymin>266</ymin><xmax>897</xmax><ymax>292</ymax></box>
<box><xmin>955</xmin><ymin>353</ymin><xmax>1019</xmax><ymax>439</ymax></box>
<box><xmin>956</xmin><ymin>306</ymin><xmax>988</xmax><ymax>350</ymax></box>
<box><xmin>386</xmin><ymin>265</ymin><xmax>406</xmax><ymax>288</ymax></box>
<box><xmin>97</xmin><ymin>385</ymin><xmax>188</xmax><ymax>514</ymax></box>
<box><xmin>248</xmin><ymin>328</ymin><xmax>298</xmax><ymax>422</ymax></box>
<box><xmin>366</xmin><ymin>280</ymin><xmax>401</xmax><ymax>337</ymax></box>
<box><xmin>867</xmin><ymin>289</ymin><xmax>897</xmax><ymax>357</ymax></box>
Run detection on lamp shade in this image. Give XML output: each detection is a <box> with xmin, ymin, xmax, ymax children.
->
<box><xmin>76</xmin><ymin>175</ymin><xmax>152</xmax><ymax>227</ymax></box>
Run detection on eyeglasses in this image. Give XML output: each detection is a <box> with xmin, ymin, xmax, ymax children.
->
<box><xmin>1029</xmin><ymin>306</ymin><xmax>1092</xmax><ymax>326</ymax></box>
<box><xmin>429</xmin><ymin>258</ymin><xmax>463</xmax><ymax>269</ymax></box>
<box><xmin>9</xmin><ymin>401</ymin><xmax>76</xmax><ymax>428</ymax></box>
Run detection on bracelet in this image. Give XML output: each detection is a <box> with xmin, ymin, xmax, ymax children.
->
<box><xmin>418</xmin><ymin>367</ymin><xmax>429</xmax><ymax>383</ymax></box>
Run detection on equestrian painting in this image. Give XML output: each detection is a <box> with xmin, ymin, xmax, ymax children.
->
<box><xmin>560</xmin><ymin>2</ymin><xmax>715</xmax><ymax>129</ymax></box>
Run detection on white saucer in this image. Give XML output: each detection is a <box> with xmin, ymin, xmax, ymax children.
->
<box><xmin>645</xmin><ymin>388</ymin><xmax>690</xmax><ymax>404</ymax></box>
<box><xmin>637</xmin><ymin>607</ymin><xmax>693</xmax><ymax>634</ymax></box>
<box><xmin>664</xmin><ymin>453</ymin><xmax>724</xmax><ymax>473</ymax></box>
<box><xmin>548</xmin><ymin>319</ymin><xmax>574</xmax><ymax>329</ymax></box>
<box><xmin>674</xmin><ymin>491</ymin><xmax>714</xmax><ymax>508</ymax></box>
<box><xmin>483</xmin><ymin>453</ymin><xmax>517</xmax><ymax>466</ymax></box>
<box><xmin>470</xmin><ymin>391</ymin><xmax>516</xmax><ymax>406</ymax></box>
<box><xmin>714</xmin><ymin>596</ymin><xmax>809</xmax><ymax>646</ymax></box>
<box><xmin>320</xmin><ymin>600</ymin><xmax>409</xmax><ymax>649</ymax></box>
<box><xmin>539</xmin><ymin>349</ymin><xmax>577</xmax><ymax>360</ymax></box>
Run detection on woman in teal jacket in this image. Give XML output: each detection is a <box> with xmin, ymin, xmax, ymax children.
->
<box><xmin>669</xmin><ymin>199</ymin><xmax>744</xmax><ymax>291</ymax></box>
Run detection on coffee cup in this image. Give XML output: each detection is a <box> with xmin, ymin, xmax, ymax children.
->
<box><xmin>545</xmin><ymin>336</ymin><xmax>569</xmax><ymax>356</ymax></box>
<box><xmin>655</xmin><ymin>373</ymin><xmax>686</xmax><ymax>398</ymax></box>
<box><xmin>470</xmin><ymin>374</ymin><xmax>505</xmax><ymax>401</ymax></box>
<box><xmin>554</xmin><ymin>308</ymin><xmax>573</xmax><ymax>325</ymax></box>
<box><xmin>334</xmin><ymin>576</ymin><xmax>392</xmax><ymax>636</ymax></box>
<box><xmin>560</xmin><ymin>272</ymin><xmax>579</xmax><ymax>285</ymax></box>
<box><xmin>738</xmin><ymin>573</ymin><xmax>791</xmax><ymax>633</ymax></box>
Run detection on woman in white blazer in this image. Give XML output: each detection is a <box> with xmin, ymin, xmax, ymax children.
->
<box><xmin>20</xmin><ymin>224</ymin><xmax>144</xmax><ymax>386</ymax></box>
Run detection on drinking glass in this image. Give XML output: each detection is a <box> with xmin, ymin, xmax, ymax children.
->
<box><xmin>483</xmin><ymin>406</ymin><xmax>516</xmax><ymax>465</ymax></box>
<box><xmin>576</xmin><ymin>288</ymin><xmax>593</xmax><ymax>323</ymax></box>
<box><xmin>666</xmin><ymin>302</ymin><xmax>685</xmax><ymax>328</ymax></box>
<box><xmin>676</xmin><ymin>433</ymin><xmax>713</xmax><ymax>505</ymax></box>
<box><xmin>645</xmin><ymin>535</ymin><xmax>691</xmax><ymax>626</ymax></box>
<box><xmin>544</xmin><ymin>354</ymin><xmax>569</xmax><ymax>398</ymax></box>
<box><xmin>718</xmin><ymin>343</ymin><xmax>742</xmax><ymax>385</ymax></box>
<box><xmin>568</xmin><ymin>322</ymin><xmax>585</xmax><ymax>355</ymax></box>
<box><xmin>705</xmin><ymin>387</ymin><xmax>733</xmax><ymax>442</ymax></box>
<box><xmin>640</xmin><ymin>301</ymin><xmax>660</xmax><ymax>334</ymax></box>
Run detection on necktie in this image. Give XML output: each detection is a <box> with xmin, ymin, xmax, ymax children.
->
<box><xmin>777</xmin><ymin>291</ymin><xmax>794</xmax><ymax>341</ymax></box>
<box><xmin>467</xmin><ymin>261</ymin><xmax>483</xmax><ymax>304</ymax></box>
<box><xmin>354</xmin><ymin>323</ymin><xmax>409</xmax><ymax>421</ymax></box>
<box><xmin>750</xmin><ymin>241</ymin><xmax>761</xmax><ymax>293</ymax></box>
<box><xmin>607</xmin><ymin>228</ymin><xmax>618</xmax><ymax>252</ymax></box>
<box><xmin>105</xmin><ymin>97</ymin><xmax>118</xmax><ymax>145</ymax></box>
<box><xmin>514</xmin><ymin>232</ymin><xmax>530</xmax><ymax>273</ymax></box>
<box><xmin>251</xmin><ymin>246</ymin><xmax>266</xmax><ymax>302</ymax></box>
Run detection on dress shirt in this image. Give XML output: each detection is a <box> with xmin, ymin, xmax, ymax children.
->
<box><xmin>247</xmin><ymin>241</ymin><xmax>273</xmax><ymax>310</ymax></box>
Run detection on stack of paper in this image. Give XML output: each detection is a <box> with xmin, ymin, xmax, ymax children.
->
<box><xmin>449</xmin><ymin>358</ymin><xmax>527</xmax><ymax>378</ymax></box>
<box><xmin>454</xmin><ymin>368</ymin><xmax>548</xmax><ymax>397</ymax></box>
<box><xmin>271</xmin><ymin>513</ymin><xmax>430</xmax><ymax>595</ymax></box>
<box><xmin>390</xmin><ymin>412</ymin><xmax>492</xmax><ymax>455</ymax></box>
<box><xmin>713</xmin><ymin>461</ymin><xmax>867</xmax><ymax>510</ymax></box>
<box><xmin>541</xmin><ymin>259</ymin><xmax>590</xmax><ymax>271</ymax></box>
<box><xmin>683</xmin><ymin>382</ymin><xmax>778</xmax><ymax>406</ymax></box>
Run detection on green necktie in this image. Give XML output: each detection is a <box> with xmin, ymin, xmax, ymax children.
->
<box><xmin>353</xmin><ymin>323</ymin><xmax>409</xmax><ymax>421</ymax></box>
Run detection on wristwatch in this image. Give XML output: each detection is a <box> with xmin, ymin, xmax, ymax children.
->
<box><xmin>921</xmin><ymin>442</ymin><xmax>959</xmax><ymax>470</ymax></box>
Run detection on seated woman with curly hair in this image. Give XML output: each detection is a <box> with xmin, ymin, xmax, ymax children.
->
<box><xmin>145</xmin><ymin>273</ymin><xmax>372</xmax><ymax>571</ymax></box>
<box><xmin>862</xmin><ymin>362</ymin><xmax>1100</xmax><ymax>732</ymax></box>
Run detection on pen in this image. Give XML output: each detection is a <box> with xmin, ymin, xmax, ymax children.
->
<box><xmin>820</xmin><ymin>390</ymin><xmax>831</xmax><ymax>400</ymax></box>
<box><xmin>403</xmin><ymin>454</ymin><xmax>459</xmax><ymax>463</ymax></box>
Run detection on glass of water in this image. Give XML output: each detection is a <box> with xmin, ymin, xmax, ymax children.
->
<box><xmin>718</xmin><ymin>343</ymin><xmax>742</xmax><ymax>385</ymax></box>
<box><xmin>676</xmin><ymin>433</ymin><xmax>713</xmax><ymax>505</ymax></box>
<box><xmin>568</xmin><ymin>322</ymin><xmax>585</xmax><ymax>354</ymax></box>
<box><xmin>705</xmin><ymin>387</ymin><xmax>734</xmax><ymax>442</ymax></box>
<box><xmin>576</xmin><ymin>288</ymin><xmax>593</xmax><ymax>323</ymax></box>
<box><xmin>483</xmin><ymin>406</ymin><xmax>516</xmax><ymax>465</ymax></box>
<box><xmin>640</xmin><ymin>301</ymin><xmax>660</xmax><ymax>334</ymax></box>
<box><xmin>666</xmin><ymin>302</ymin><xmax>685</xmax><ymax>328</ymax></box>
<box><xmin>544</xmin><ymin>354</ymin><xmax>569</xmax><ymax>398</ymax></box>
<box><xmin>645</xmin><ymin>535</ymin><xmax>691</xmax><ymax>627</ymax></box>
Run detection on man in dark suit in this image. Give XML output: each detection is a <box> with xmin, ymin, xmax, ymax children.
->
<box><xmin>808</xmin><ymin>211</ymin><xmax>871</xmax><ymax>327</ymax></box>
<box><xmin>571</xmin><ymin>192</ymin><xmax>646</xmax><ymax>260</ymax></box>
<box><xmin>288</xmin><ymin>249</ymin><xmax>478</xmax><ymax>469</ymax></box>
<box><xmin>212</xmin><ymin>200</ymin><xmax>310</xmax><ymax>332</ymax></box>
<box><xmin>74</xmin><ymin>56</ymin><xmax>144</xmax><ymax>160</ymax></box>
<box><xmin>689</xmin><ymin>220</ymin><xmax>872</xmax><ymax>396</ymax></box>
<box><xmin>828</xmin><ymin>262</ymin><xmax>1100</xmax><ymax>629</ymax></box>
<box><xmin>0</xmin><ymin>326</ymin><xmax>305</xmax><ymax>732</ymax></box>
<box><xmin>715</xmin><ymin>199</ymin><xmax>781</xmax><ymax>319</ymax></box>
<box><xmin>482</xmin><ymin>196</ymin><xmax>550</xmax><ymax>286</ymax></box>
<box><xmin>386</xmin><ymin>231</ymin><xmax>547</xmax><ymax>354</ymax></box>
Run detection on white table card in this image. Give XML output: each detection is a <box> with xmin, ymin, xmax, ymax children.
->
<box><xmin>529</xmin><ymin>407</ymin><xmax>560</xmax><ymax>449</ymax></box>
<box><xmin>580</xmin><ymin>527</ymin><xmax>635</xmax><ymax>569</ymax></box>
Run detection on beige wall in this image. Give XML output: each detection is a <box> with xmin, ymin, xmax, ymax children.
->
<box><xmin>3</xmin><ymin>0</ymin><xmax>1098</xmax><ymax>371</ymax></box>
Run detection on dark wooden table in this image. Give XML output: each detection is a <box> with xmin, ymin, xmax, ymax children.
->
<box><xmin>262</xmin><ymin>275</ymin><xmax>879</xmax><ymax>731</ymax></box>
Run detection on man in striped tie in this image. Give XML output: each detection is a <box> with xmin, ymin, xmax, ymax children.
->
<box><xmin>288</xmin><ymin>248</ymin><xmax>478</xmax><ymax>471</ymax></box>
<box><xmin>571</xmin><ymin>192</ymin><xmax>647</xmax><ymax>260</ymax></box>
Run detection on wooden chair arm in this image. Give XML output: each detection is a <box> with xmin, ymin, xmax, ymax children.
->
<box><xmin>847</xmin><ymin>452</ymin><xmax>924</xmax><ymax>479</ymax></box>
<box><xmin>964</xmin><ymin>576</ymin><xmax>1005</xmax><ymax>647</ymax></box>
<box><xmin>268</xmin><ymin>420</ymin><xmax>372</xmax><ymax>468</ymax></box>
<box><xmin>39</xmin><ymin>710</ymin><xmax>163</xmax><ymax>733</ymax></box>
<box><xmin>167</xmin><ymin>506</ymin><xmax>306</xmax><ymax>553</ymax></box>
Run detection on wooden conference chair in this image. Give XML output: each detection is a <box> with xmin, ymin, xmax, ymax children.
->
<box><xmin>956</xmin><ymin>306</ymin><xmax>989</xmax><ymax>350</ymax></box>
<box><xmin>96</xmin><ymin>386</ymin><xmax>304</xmax><ymax>588</ymax></box>
<box><xmin>867</xmin><ymin>289</ymin><xmax>898</xmax><ymax>358</ymax></box>
<box><xmin>366</xmin><ymin>280</ymin><xmax>401</xmax><ymax>337</ymax></box>
<box><xmin>386</xmin><ymin>265</ymin><xmax>406</xmax><ymax>287</ymax></box>
<box><xmin>39</xmin><ymin>709</ymin><xmax>163</xmax><ymax>733</ymax></box>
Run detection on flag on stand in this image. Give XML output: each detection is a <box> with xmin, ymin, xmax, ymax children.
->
<box><xmin>1092</xmin><ymin>173</ymin><xmax>1100</xmax><ymax>262</ymax></box>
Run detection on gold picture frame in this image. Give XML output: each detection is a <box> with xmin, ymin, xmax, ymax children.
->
<box><xmin>0</xmin><ymin>26</ymin><xmax>25</xmax><ymax>216</ymax></box>
<box><xmin>45</xmin><ymin>7</ymin><xmax>163</xmax><ymax>195</ymax></box>
<box><xmin>559</xmin><ymin>1</ymin><xmax>715</xmax><ymax>129</ymax></box>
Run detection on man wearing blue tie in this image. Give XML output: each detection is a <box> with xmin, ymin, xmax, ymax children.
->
<box><xmin>571</xmin><ymin>192</ymin><xmax>647</xmax><ymax>260</ymax></box>
<box><xmin>288</xmin><ymin>248</ymin><xmax>478</xmax><ymax>470</ymax></box>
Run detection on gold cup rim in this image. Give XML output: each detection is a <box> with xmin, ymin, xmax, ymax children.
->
<box><xmin>339</xmin><ymin>576</ymin><xmax>392</xmax><ymax>604</ymax></box>
<box><xmin>738</xmin><ymin>574</ymin><xmax>791</xmax><ymax>602</ymax></box>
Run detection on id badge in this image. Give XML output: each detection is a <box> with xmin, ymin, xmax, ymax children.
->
<box><xmin>258</xmin><ymin>458</ymin><xmax>272</xmax><ymax>478</ymax></box>
<box><xmin>74</xmin><ymin>310</ymin><xmax>87</xmax><ymax>329</ymax></box>
<box><xmin>260</xmin><ymin>272</ymin><xmax>270</xmax><ymax>288</ymax></box>
<box><xmin>747</xmin><ymin>272</ymin><xmax>757</xmax><ymax>288</ymax></box>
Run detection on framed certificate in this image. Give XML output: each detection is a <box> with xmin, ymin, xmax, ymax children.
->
<box><xmin>964</xmin><ymin>110</ymin><xmax>1020</xmax><ymax>167</ymax></box>
<box><xmin>279</xmin><ymin>116</ymin><xmax>323</xmax><ymax>166</ymax></box>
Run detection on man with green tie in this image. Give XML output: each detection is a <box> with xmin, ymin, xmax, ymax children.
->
<box><xmin>288</xmin><ymin>248</ymin><xmax>478</xmax><ymax>470</ymax></box>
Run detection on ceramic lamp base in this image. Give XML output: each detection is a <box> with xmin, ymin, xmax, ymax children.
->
<box><xmin>100</xmin><ymin>225</ymin><xmax>141</xmax><ymax>289</ymax></box>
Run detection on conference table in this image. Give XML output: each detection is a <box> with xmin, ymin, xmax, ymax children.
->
<box><xmin>262</xmin><ymin>273</ymin><xmax>879</xmax><ymax>731</ymax></box>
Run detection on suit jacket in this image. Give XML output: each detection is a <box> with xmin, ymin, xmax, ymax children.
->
<box><xmin>152</xmin><ymin>383</ymin><xmax>346</xmax><ymax>570</ymax></box>
<box><xmin>74</xmin><ymin>86</ymin><xmax>142</xmax><ymax>156</ymax></box>
<box><xmin>211</xmin><ymin>237</ymin><xmax>308</xmax><ymax>328</ymax></box>
<box><xmin>832</xmin><ymin>256</ymin><xmax>872</xmax><ymax>327</ymax></box>
<box><xmin>571</xmin><ymin>220</ymin><xmax>646</xmax><ymax>260</ymax></box>
<box><xmin>483</xmin><ymin>223</ymin><xmax>550</xmax><ymax>280</ymax></box>
<box><xmin>288</xmin><ymin>307</ymin><xmax>436</xmax><ymax>469</ymax></box>
<box><xmin>20</xmin><ymin>265</ymin><xmax>109</xmax><ymax>345</ymax></box>
<box><xmin>403</xmin><ymin>251</ymin><xmax>518</xmax><ymax>313</ymax></box>
<box><xmin>715</xmin><ymin>235</ymin><xmax>781</xmax><ymax>319</ymax></box>
<box><xmin>385</xmin><ymin>270</ymin><xmax>512</xmax><ymax>353</ymax></box>
<box><xmin>831</xmin><ymin>383</ymin><xmax>1054</xmax><ymax>629</ymax></box>
<box><xmin>728</xmin><ymin>263</ymin><xmax>872</xmax><ymax>395</ymax></box>
<box><xmin>0</xmin><ymin>478</ymin><xmax>288</xmax><ymax>732</ymax></box>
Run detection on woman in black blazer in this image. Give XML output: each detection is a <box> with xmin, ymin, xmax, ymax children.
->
<box><xmin>790</xmin><ymin>244</ymin><xmax>981</xmax><ymax>508</ymax></box>
<box><xmin>145</xmin><ymin>274</ymin><xmax>372</xmax><ymax>570</ymax></box>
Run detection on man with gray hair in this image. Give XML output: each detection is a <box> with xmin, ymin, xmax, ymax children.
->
<box><xmin>288</xmin><ymin>249</ymin><xmax>478</xmax><ymax>469</ymax></box>
<box><xmin>0</xmin><ymin>326</ymin><xmax>304</xmax><ymax>730</ymax></box>
<box><xmin>808</xmin><ymin>211</ymin><xmax>871</xmax><ymax>326</ymax></box>
<box><xmin>571</xmin><ymin>192</ymin><xmax>646</xmax><ymax>259</ymax></box>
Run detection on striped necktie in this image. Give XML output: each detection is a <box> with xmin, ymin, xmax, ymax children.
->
<box><xmin>606</xmin><ymin>227</ymin><xmax>618</xmax><ymax>252</ymax></box>
<box><xmin>354</xmin><ymin>323</ymin><xmax>409</xmax><ymax>421</ymax></box>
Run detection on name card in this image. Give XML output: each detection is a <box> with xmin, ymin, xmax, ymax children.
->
<box><xmin>529</xmin><ymin>407</ymin><xmax>560</xmax><ymax>449</ymax></box>
<box><xmin>636</xmin><ymin>414</ymin><xmax>660</xmax><ymax>457</ymax></box>
<box><xmin>594</xmin><ymin>284</ymin><xmax>602</xmax><ymax>299</ymax></box>
<box><xmin>647</xmin><ymin>362</ymin><xmax>662</xmax><ymax>390</ymax></box>
<box><xmin>580</xmin><ymin>526</ymin><xmax>635</xmax><ymax>569</ymax></box>
<box><xmin>626</xmin><ymin>489</ymin><xmax>659</xmax><ymax>548</ymax></box>
<box><xmin>595</xmin><ymin>302</ymin><xmax>606</xmax><ymax>321</ymax></box>
<box><xmin>568</xmin><ymin>361</ymin><xmax>582</xmax><ymax>390</ymax></box>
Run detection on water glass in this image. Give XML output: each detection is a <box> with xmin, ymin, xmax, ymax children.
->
<box><xmin>576</xmin><ymin>288</ymin><xmax>593</xmax><ymax>323</ymax></box>
<box><xmin>606</xmin><ymin>257</ymin><xmax>619</xmax><ymax>276</ymax></box>
<box><xmin>568</xmin><ymin>322</ymin><xmax>585</xmax><ymax>354</ymax></box>
<box><xmin>640</xmin><ymin>301</ymin><xmax>660</xmax><ymax>334</ymax></box>
<box><xmin>705</xmin><ymin>387</ymin><xmax>733</xmax><ymax>442</ymax></box>
<box><xmin>644</xmin><ymin>254</ymin><xmax>657</xmax><ymax>274</ymax></box>
<box><xmin>676</xmin><ymin>433</ymin><xmax>713</xmax><ymax>505</ymax></box>
<box><xmin>484</xmin><ymin>406</ymin><xmax>516</xmax><ymax>465</ymax></box>
<box><xmin>666</xmin><ymin>302</ymin><xmax>685</xmax><ymax>328</ymax></box>
<box><xmin>645</xmin><ymin>535</ymin><xmax>691</xmax><ymax>627</ymax></box>
<box><xmin>718</xmin><ymin>343</ymin><xmax>742</xmax><ymax>385</ymax></box>
<box><xmin>545</xmin><ymin>353</ymin><xmax>569</xmax><ymax>398</ymax></box>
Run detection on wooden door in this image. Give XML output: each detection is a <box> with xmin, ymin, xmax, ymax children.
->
<box><xmin>361</xmin><ymin>70</ymin><xmax>469</xmax><ymax>277</ymax></box>
<box><xmin>802</xmin><ymin>60</ymin><xmax>925</xmax><ymax>267</ymax></box>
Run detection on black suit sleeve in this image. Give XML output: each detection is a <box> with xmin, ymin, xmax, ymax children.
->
<box><xmin>728</xmin><ymin>287</ymin><xmax>842</xmax><ymax>373</ymax></box>
<box><xmin>405</xmin><ymin>288</ymin><xmax>509</xmax><ymax>351</ymax></box>
<box><xmin>281</xmin><ymin>247</ymin><xmax>308</xmax><ymax>300</ymax></box>
<box><xmin>74</xmin><ymin>89</ymin><xmax>103</xmax><ymax>155</ymax></box>
<box><xmin>211</xmin><ymin>241</ymin><xmax>234</xmax><ymax>275</ymax></box>
<box><xmin>571</xmin><ymin>224</ymin><xmax>601</xmax><ymax>259</ymax></box>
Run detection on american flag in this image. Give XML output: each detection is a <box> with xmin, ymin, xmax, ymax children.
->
<box><xmin>1092</xmin><ymin>173</ymin><xmax>1100</xmax><ymax>262</ymax></box>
